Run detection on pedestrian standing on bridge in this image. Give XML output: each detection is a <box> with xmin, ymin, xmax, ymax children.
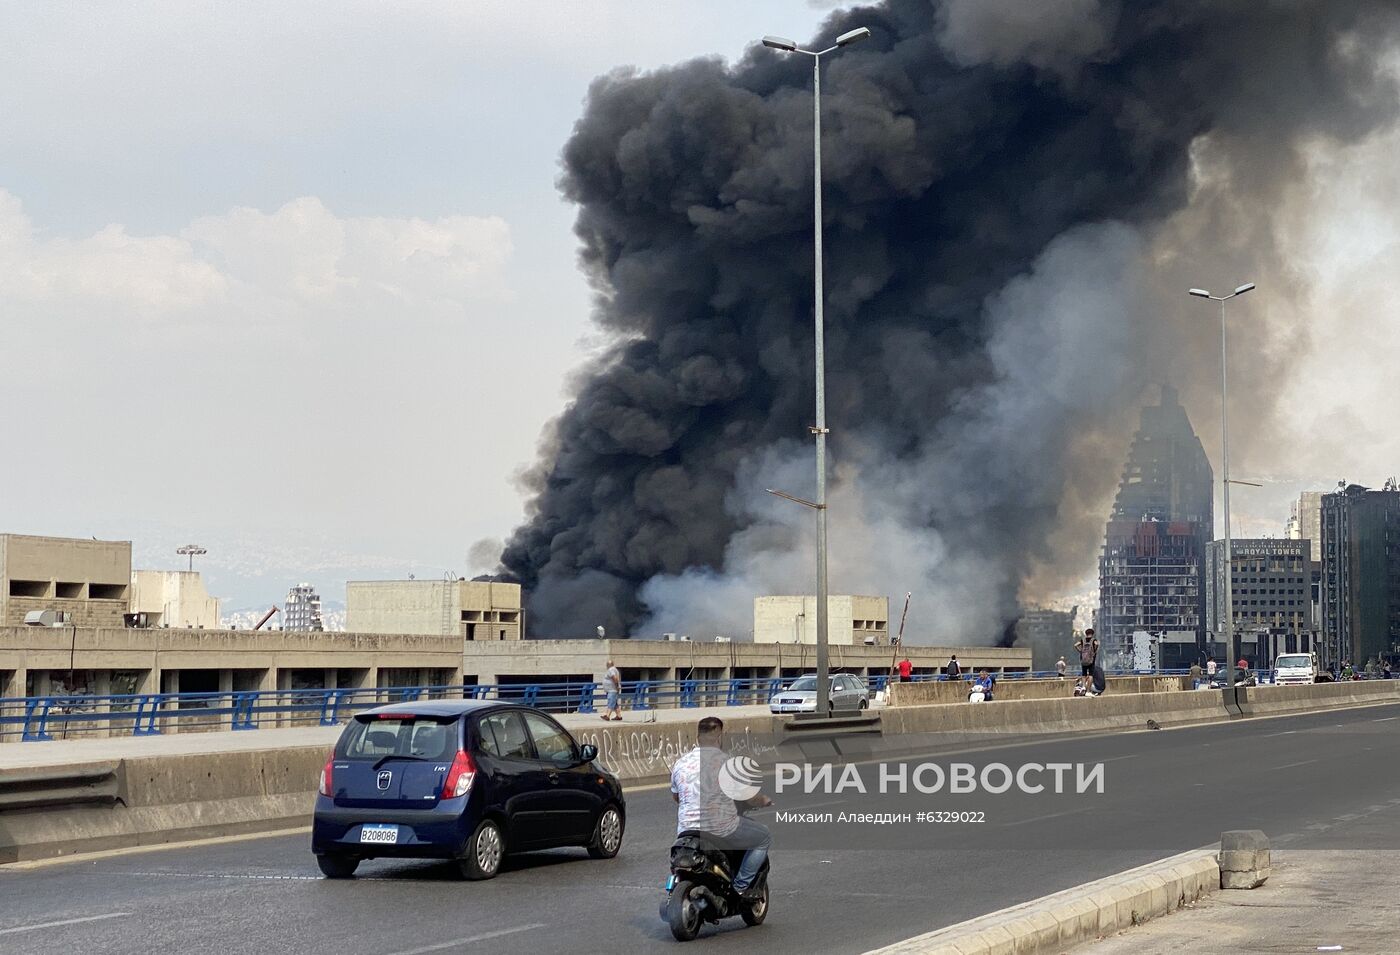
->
<box><xmin>897</xmin><ymin>657</ymin><xmax>913</xmax><ymax>682</ymax></box>
<box><xmin>946</xmin><ymin>655</ymin><xmax>961</xmax><ymax>681</ymax></box>
<box><xmin>1206</xmin><ymin>656</ymin><xmax>1217</xmax><ymax>679</ymax></box>
<box><xmin>1056</xmin><ymin>656</ymin><xmax>1067</xmax><ymax>679</ymax></box>
<box><xmin>603</xmin><ymin>659</ymin><xmax>622</xmax><ymax>721</ymax></box>
<box><xmin>1074</xmin><ymin>629</ymin><xmax>1099</xmax><ymax>678</ymax></box>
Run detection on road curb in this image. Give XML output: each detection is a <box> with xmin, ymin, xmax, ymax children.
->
<box><xmin>862</xmin><ymin>847</ymin><xmax>1219</xmax><ymax>955</ymax></box>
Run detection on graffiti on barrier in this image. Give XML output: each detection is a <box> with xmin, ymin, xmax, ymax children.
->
<box><xmin>574</xmin><ymin>723</ymin><xmax>776</xmax><ymax>779</ymax></box>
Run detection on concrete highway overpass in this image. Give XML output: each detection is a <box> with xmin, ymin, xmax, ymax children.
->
<box><xmin>1</xmin><ymin>681</ymin><xmax>1398</xmax><ymax>953</ymax></box>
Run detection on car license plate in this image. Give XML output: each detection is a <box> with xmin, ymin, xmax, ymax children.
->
<box><xmin>360</xmin><ymin>824</ymin><xmax>399</xmax><ymax>844</ymax></box>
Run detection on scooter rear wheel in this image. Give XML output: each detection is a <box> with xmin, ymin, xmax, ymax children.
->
<box><xmin>741</xmin><ymin>881</ymin><xmax>769</xmax><ymax>926</ymax></box>
<box><xmin>667</xmin><ymin>880</ymin><xmax>704</xmax><ymax>941</ymax></box>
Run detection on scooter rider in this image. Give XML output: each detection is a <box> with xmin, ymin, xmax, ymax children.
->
<box><xmin>670</xmin><ymin>716</ymin><xmax>772</xmax><ymax>898</ymax></box>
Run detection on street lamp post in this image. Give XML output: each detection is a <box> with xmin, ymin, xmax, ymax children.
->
<box><xmin>1189</xmin><ymin>282</ymin><xmax>1255</xmax><ymax>687</ymax></box>
<box><xmin>176</xmin><ymin>544</ymin><xmax>207</xmax><ymax>573</ymax></box>
<box><xmin>763</xmin><ymin>26</ymin><xmax>870</xmax><ymax>718</ymax></box>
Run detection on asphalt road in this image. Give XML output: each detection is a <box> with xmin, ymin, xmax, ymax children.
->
<box><xmin>2</xmin><ymin>703</ymin><xmax>1398</xmax><ymax>955</ymax></box>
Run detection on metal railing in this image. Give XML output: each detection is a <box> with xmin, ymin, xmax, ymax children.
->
<box><xmin>0</xmin><ymin>669</ymin><xmax>1192</xmax><ymax>743</ymax></box>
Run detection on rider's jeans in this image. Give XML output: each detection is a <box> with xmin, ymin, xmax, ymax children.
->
<box><xmin>725</xmin><ymin>816</ymin><xmax>771</xmax><ymax>892</ymax></box>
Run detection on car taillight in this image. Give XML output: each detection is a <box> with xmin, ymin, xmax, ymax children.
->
<box><xmin>442</xmin><ymin>749</ymin><xmax>476</xmax><ymax>799</ymax></box>
<box><xmin>319</xmin><ymin>754</ymin><xmax>334</xmax><ymax>797</ymax></box>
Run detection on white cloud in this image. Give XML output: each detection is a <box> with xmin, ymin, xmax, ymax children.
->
<box><xmin>0</xmin><ymin>191</ymin><xmax>511</xmax><ymax>331</ymax></box>
<box><xmin>0</xmin><ymin>192</ymin><xmax>226</xmax><ymax>315</ymax></box>
<box><xmin>0</xmin><ymin>188</ymin><xmax>519</xmax><ymax>559</ymax></box>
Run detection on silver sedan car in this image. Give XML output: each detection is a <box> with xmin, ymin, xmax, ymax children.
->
<box><xmin>769</xmin><ymin>674</ymin><xmax>870</xmax><ymax>714</ymax></box>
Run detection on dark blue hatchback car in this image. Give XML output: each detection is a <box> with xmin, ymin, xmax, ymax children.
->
<box><xmin>311</xmin><ymin>699</ymin><xmax>625</xmax><ymax>880</ymax></box>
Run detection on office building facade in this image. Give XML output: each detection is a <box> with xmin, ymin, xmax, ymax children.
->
<box><xmin>1320</xmin><ymin>483</ymin><xmax>1400</xmax><ymax>667</ymax></box>
<box><xmin>1205</xmin><ymin>538</ymin><xmax>1312</xmax><ymax>665</ymax></box>
<box><xmin>0</xmin><ymin>534</ymin><xmax>132</xmax><ymax>628</ymax></box>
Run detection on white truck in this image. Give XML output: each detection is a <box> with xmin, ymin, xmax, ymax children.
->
<box><xmin>1273</xmin><ymin>652</ymin><xmax>1317</xmax><ymax>686</ymax></box>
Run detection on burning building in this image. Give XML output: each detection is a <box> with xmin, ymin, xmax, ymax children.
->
<box><xmin>1098</xmin><ymin>385</ymin><xmax>1213</xmax><ymax>668</ymax></box>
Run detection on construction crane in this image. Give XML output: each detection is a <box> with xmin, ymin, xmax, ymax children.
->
<box><xmin>253</xmin><ymin>607</ymin><xmax>279</xmax><ymax>631</ymax></box>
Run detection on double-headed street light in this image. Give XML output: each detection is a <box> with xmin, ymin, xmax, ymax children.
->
<box><xmin>176</xmin><ymin>544</ymin><xmax>207</xmax><ymax>573</ymax></box>
<box><xmin>1189</xmin><ymin>282</ymin><xmax>1256</xmax><ymax>687</ymax></box>
<box><xmin>762</xmin><ymin>25</ymin><xmax>871</xmax><ymax>718</ymax></box>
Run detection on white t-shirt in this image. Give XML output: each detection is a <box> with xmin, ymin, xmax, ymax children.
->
<box><xmin>605</xmin><ymin>666</ymin><xmax>620</xmax><ymax>689</ymax></box>
<box><xmin>1206</xmin><ymin>661</ymin><xmax>1217</xmax><ymax>675</ymax></box>
<box><xmin>670</xmin><ymin>746</ymin><xmax>739</xmax><ymax>837</ymax></box>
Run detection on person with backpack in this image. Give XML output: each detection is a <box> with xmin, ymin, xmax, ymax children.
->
<box><xmin>946</xmin><ymin>655</ymin><xmax>961</xmax><ymax>681</ymax></box>
<box><xmin>1074</xmin><ymin>629</ymin><xmax>1099</xmax><ymax>677</ymax></box>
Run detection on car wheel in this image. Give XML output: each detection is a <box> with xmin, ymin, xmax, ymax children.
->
<box><xmin>316</xmin><ymin>853</ymin><xmax>359</xmax><ymax>879</ymax></box>
<box><xmin>858</xmin><ymin>698</ymin><xmax>869</xmax><ymax>711</ymax></box>
<box><xmin>458</xmin><ymin>818</ymin><xmax>505</xmax><ymax>880</ymax></box>
<box><xmin>667</xmin><ymin>880</ymin><xmax>703</xmax><ymax>941</ymax></box>
<box><xmin>587</xmin><ymin>804</ymin><xmax>624</xmax><ymax>859</ymax></box>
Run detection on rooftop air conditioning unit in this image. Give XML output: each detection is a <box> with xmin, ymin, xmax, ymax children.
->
<box><xmin>662</xmin><ymin>632</ymin><xmax>677</xmax><ymax>641</ymax></box>
<box><xmin>24</xmin><ymin>609</ymin><xmax>69</xmax><ymax>627</ymax></box>
<box><xmin>679</xmin><ymin>634</ymin><xmax>691</xmax><ymax>642</ymax></box>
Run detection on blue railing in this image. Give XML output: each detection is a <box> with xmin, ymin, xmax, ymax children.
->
<box><xmin>0</xmin><ymin>678</ymin><xmax>774</xmax><ymax>742</ymax></box>
<box><xmin>0</xmin><ymin>669</ymin><xmax>1192</xmax><ymax>742</ymax></box>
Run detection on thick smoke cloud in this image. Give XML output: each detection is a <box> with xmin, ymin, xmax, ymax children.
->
<box><xmin>501</xmin><ymin>0</ymin><xmax>1400</xmax><ymax>640</ymax></box>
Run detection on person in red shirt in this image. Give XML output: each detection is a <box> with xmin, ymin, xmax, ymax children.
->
<box><xmin>897</xmin><ymin>657</ymin><xmax>913</xmax><ymax>682</ymax></box>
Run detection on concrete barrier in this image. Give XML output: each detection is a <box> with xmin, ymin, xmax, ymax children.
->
<box><xmin>0</xmin><ymin>746</ymin><xmax>327</xmax><ymax>863</ymax></box>
<box><xmin>865</xmin><ymin>848</ymin><xmax>1219</xmax><ymax>955</ymax></box>
<box><xmin>571</xmin><ymin>712</ymin><xmax>785</xmax><ymax>781</ymax></box>
<box><xmin>1240</xmin><ymin>680</ymin><xmax>1400</xmax><ymax>717</ymax></box>
<box><xmin>886</xmin><ymin>675</ymin><xmax>1188</xmax><ymax>707</ymax></box>
<box><xmin>0</xmin><ymin>763</ymin><xmax>119</xmax><ymax>812</ymax></box>
<box><xmin>882</xmin><ymin>687</ymin><xmax>1229</xmax><ymax>741</ymax></box>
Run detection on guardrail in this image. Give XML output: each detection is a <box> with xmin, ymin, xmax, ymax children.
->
<box><xmin>0</xmin><ymin>668</ymin><xmax>1194</xmax><ymax>742</ymax></box>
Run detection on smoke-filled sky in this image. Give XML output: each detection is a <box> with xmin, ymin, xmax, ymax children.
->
<box><xmin>4</xmin><ymin>2</ymin><xmax>1400</xmax><ymax>629</ymax></box>
<box><xmin>502</xmin><ymin>0</ymin><xmax>1400</xmax><ymax>640</ymax></box>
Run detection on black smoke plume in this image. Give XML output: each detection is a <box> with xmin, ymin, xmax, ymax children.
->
<box><xmin>500</xmin><ymin>0</ymin><xmax>1400</xmax><ymax>639</ymax></box>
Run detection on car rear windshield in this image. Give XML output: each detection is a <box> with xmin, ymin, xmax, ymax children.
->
<box><xmin>336</xmin><ymin>714</ymin><xmax>460</xmax><ymax>761</ymax></box>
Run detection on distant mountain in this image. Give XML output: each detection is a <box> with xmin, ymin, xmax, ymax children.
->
<box><xmin>78</xmin><ymin>518</ymin><xmax>464</xmax><ymax>612</ymax></box>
